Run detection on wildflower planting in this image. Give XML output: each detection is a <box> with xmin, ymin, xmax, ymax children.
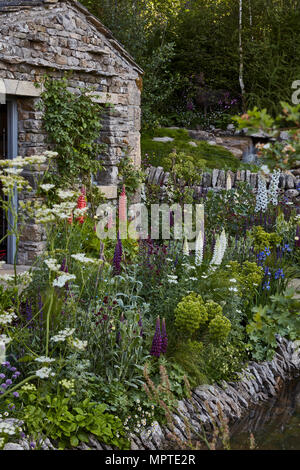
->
<box><xmin>0</xmin><ymin>132</ymin><xmax>299</xmax><ymax>450</ymax></box>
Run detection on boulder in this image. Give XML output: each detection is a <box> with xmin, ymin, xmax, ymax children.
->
<box><xmin>152</xmin><ymin>137</ymin><xmax>174</xmax><ymax>143</ymax></box>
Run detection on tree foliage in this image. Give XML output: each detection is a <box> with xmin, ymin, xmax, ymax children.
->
<box><xmin>81</xmin><ymin>0</ymin><xmax>300</xmax><ymax>126</ymax></box>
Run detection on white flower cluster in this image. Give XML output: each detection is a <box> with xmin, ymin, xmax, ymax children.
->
<box><xmin>40</xmin><ymin>184</ymin><xmax>55</xmax><ymax>192</ymax></box>
<box><xmin>34</xmin><ymin>207</ymin><xmax>55</xmax><ymax>224</ymax></box>
<box><xmin>268</xmin><ymin>169</ymin><xmax>281</xmax><ymax>206</ymax></box>
<box><xmin>167</xmin><ymin>274</ymin><xmax>178</xmax><ymax>284</ymax></box>
<box><xmin>0</xmin><ymin>154</ymin><xmax>47</xmax><ymax>169</ymax></box>
<box><xmin>35</xmin><ymin>356</ymin><xmax>55</xmax><ymax>364</ymax></box>
<box><xmin>71</xmin><ymin>253</ymin><xmax>98</xmax><ymax>264</ymax></box>
<box><xmin>17</xmin><ymin>271</ymin><xmax>32</xmax><ymax>287</ymax></box>
<box><xmin>0</xmin><ymin>310</ymin><xmax>17</xmax><ymax>325</ymax></box>
<box><xmin>51</xmin><ymin>328</ymin><xmax>76</xmax><ymax>343</ymax></box>
<box><xmin>195</xmin><ymin>230</ymin><xmax>204</xmax><ymax>266</ymax></box>
<box><xmin>255</xmin><ymin>174</ymin><xmax>268</xmax><ymax>212</ymax></box>
<box><xmin>71</xmin><ymin>338</ymin><xmax>88</xmax><ymax>351</ymax></box>
<box><xmin>36</xmin><ymin>367</ymin><xmax>55</xmax><ymax>379</ymax></box>
<box><xmin>51</xmin><ymin>201</ymin><xmax>77</xmax><ymax>220</ymax></box>
<box><xmin>183</xmin><ymin>237</ymin><xmax>189</xmax><ymax>256</ymax></box>
<box><xmin>210</xmin><ymin>229</ymin><xmax>227</xmax><ymax>268</ymax></box>
<box><xmin>0</xmin><ymin>421</ymin><xmax>18</xmax><ymax>436</ymax></box>
<box><xmin>0</xmin><ymin>334</ymin><xmax>12</xmax><ymax>345</ymax></box>
<box><xmin>73</xmin><ymin>207</ymin><xmax>88</xmax><ymax>218</ymax></box>
<box><xmin>53</xmin><ymin>273</ymin><xmax>76</xmax><ymax>288</ymax></box>
<box><xmin>0</xmin><ymin>274</ymin><xmax>14</xmax><ymax>282</ymax></box>
<box><xmin>44</xmin><ymin>258</ymin><xmax>61</xmax><ymax>272</ymax></box>
<box><xmin>57</xmin><ymin>189</ymin><xmax>77</xmax><ymax>200</ymax></box>
<box><xmin>35</xmin><ymin>200</ymin><xmax>76</xmax><ymax>224</ymax></box>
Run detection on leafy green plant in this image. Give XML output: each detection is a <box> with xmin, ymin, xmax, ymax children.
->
<box><xmin>117</xmin><ymin>151</ymin><xmax>145</xmax><ymax>199</ymax></box>
<box><xmin>175</xmin><ymin>292</ymin><xmax>208</xmax><ymax>337</ymax></box>
<box><xmin>18</xmin><ymin>386</ymin><xmax>129</xmax><ymax>449</ymax></box>
<box><xmin>233</xmin><ymin>102</ymin><xmax>300</xmax><ymax>171</ymax></box>
<box><xmin>246</xmin><ymin>290</ymin><xmax>300</xmax><ymax>361</ymax></box>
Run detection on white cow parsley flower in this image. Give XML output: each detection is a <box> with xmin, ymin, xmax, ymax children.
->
<box><xmin>71</xmin><ymin>338</ymin><xmax>87</xmax><ymax>351</ymax></box>
<box><xmin>71</xmin><ymin>253</ymin><xmax>98</xmax><ymax>264</ymax></box>
<box><xmin>51</xmin><ymin>328</ymin><xmax>76</xmax><ymax>343</ymax></box>
<box><xmin>35</xmin><ymin>356</ymin><xmax>55</xmax><ymax>364</ymax></box>
<box><xmin>44</xmin><ymin>258</ymin><xmax>61</xmax><ymax>272</ymax></box>
<box><xmin>0</xmin><ymin>311</ymin><xmax>17</xmax><ymax>325</ymax></box>
<box><xmin>53</xmin><ymin>273</ymin><xmax>76</xmax><ymax>288</ymax></box>
<box><xmin>40</xmin><ymin>184</ymin><xmax>55</xmax><ymax>192</ymax></box>
<box><xmin>36</xmin><ymin>367</ymin><xmax>55</xmax><ymax>379</ymax></box>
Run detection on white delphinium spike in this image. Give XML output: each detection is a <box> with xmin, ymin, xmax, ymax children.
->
<box><xmin>183</xmin><ymin>237</ymin><xmax>189</xmax><ymax>256</ymax></box>
<box><xmin>210</xmin><ymin>229</ymin><xmax>227</xmax><ymax>268</ymax></box>
<box><xmin>255</xmin><ymin>174</ymin><xmax>268</xmax><ymax>212</ymax></box>
<box><xmin>268</xmin><ymin>169</ymin><xmax>280</xmax><ymax>206</ymax></box>
<box><xmin>195</xmin><ymin>231</ymin><xmax>204</xmax><ymax>266</ymax></box>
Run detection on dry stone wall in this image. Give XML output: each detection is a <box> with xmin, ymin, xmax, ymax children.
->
<box><xmin>145</xmin><ymin>165</ymin><xmax>300</xmax><ymax>202</ymax></box>
<box><xmin>2</xmin><ymin>336</ymin><xmax>299</xmax><ymax>450</ymax></box>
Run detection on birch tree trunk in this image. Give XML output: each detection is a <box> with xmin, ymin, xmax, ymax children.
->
<box><xmin>239</xmin><ymin>0</ymin><xmax>246</xmax><ymax>110</ymax></box>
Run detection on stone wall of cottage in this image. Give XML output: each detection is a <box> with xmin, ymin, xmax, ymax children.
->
<box><xmin>0</xmin><ymin>0</ymin><xmax>142</xmax><ymax>172</ymax></box>
<box><xmin>0</xmin><ymin>0</ymin><xmax>142</xmax><ymax>264</ymax></box>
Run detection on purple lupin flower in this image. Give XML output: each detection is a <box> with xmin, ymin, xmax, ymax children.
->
<box><xmin>38</xmin><ymin>293</ymin><xmax>44</xmax><ymax>327</ymax></box>
<box><xmin>25</xmin><ymin>299</ymin><xmax>32</xmax><ymax>328</ymax></box>
<box><xmin>113</xmin><ymin>232</ymin><xmax>123</xmax><ymax>275</ymax></box>
<box><xmin>138</xmin><ymin>315</ymin><xmax>144</xmax><ymax>337</ymax></box>
<box><xmin>60</xmin><ymin>258</ymin><xmax>68</xmax><ymax>273</ymax></box>
<box><xmin>161</xmin><ymin>318</ymin><xmax>168</xmax><ymax>354</ymax></box>
<box><xmin>296</xmin><ymin>225</ymin><xmax>300</xmax><ymax>248</ymax></box>
<box><xmin>150</xmin><ymin>317</ymin><xmax>162</xmax><ymax>358</ymax></box>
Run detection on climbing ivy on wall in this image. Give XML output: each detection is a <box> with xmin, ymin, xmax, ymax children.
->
<box><xmin>37</xmin><ymin>75</ymin><xmax>106</xmax><ymax>187</ymax></box>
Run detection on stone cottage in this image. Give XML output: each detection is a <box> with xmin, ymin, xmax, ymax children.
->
<box><xmin>0</xmin><ymin>0</ymin><xmax>143</xmax><ymax>264</ymax></box>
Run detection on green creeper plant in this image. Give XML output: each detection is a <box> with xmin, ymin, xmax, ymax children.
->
<box><xmin>37</xmin><ymin>75</ymin><xmax>106</xmax><ymax>189</ymax></box>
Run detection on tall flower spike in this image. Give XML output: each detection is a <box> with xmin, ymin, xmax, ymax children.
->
<box><xmin>295</xmin><ymin>225</ymin><xmax>300</xmax><ymax>248</ymax></box>
<box><xmin>195</xmin><ymin>230</ymin><xmax>204</xmax><ymax>266</ymax></box>
<box><xmin>150</xmin><ymin>316</ymin><xmax>162</xmax><ymax>358</ymax></box>
<box><xmin>119</xmin><ymin>185</ymin><xmax>127</xmax><ymax>239</ymax></box>
<box><xmin>268</xmin><ymin>169</ymin><xmax>280</xmax><ymax>206</ymax></box>
<box><xmin>161</xmin><ymin>318</ymin><xmax>168</xmax><ymax>354</ymax></box>
<box><xmin>119</xmin><ymin>185</ymin><xmax>127</xmax><ymax>222</ymax></box>
<box><xmin>183</xmin><ymin>237</ymin><xmax>189</xmax><ymax>257</ymax></box>
<box><xmin>113</xmin><ymin>231</ymin><xmax>123</xmax><ymax>275</ymax></box>
<box><xmin>255</xmin><ymin>174</ymin><xmax>268</xmax><ymax>213</ymax></box>
<box><xmin>210</xmin><ymin>229</ymin><xmax>227</xmax><ymax>268</ymax></box>
<box><xmin>138</xmin><ymin>315</ymin><xmax>144</xmax><ymax>337</ymax></box>
<box><xmin>76</xmin><ymin>186</ymin><xmax>87</xmax><ymax>224</ymax></box>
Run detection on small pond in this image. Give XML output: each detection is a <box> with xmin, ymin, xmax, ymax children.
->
<box><xmin>229</xmin><ymin>378</ymin><xmax>300</xmax><ymax>450</ymax></box>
